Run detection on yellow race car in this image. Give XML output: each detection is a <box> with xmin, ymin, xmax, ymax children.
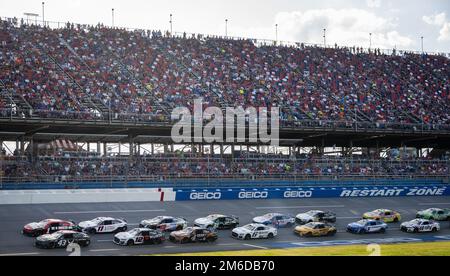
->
<box><xmin>294</xmin><ymin>222</ymin><xmax>337</xmax><ymax>237</ymax></box>
<box><xmin>363</xmin><ymin>209</ymin><xmax>401</xmax><ymax>223</ymax></box>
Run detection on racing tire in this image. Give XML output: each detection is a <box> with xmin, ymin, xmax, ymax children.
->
<box><xmin>154</xmin><ymin>239</ymin><xmax>163</xmax><ymax>245</ymax></box>
<box><xmin>127</xmin><ymin>240</ymin><xmax>134</xmax><ymax>246</ymax></box>
<box><xmin>379</xmin><ymin>228</ymin><xmax>386</xmax><ymax>234</ymax></box>
<box><xmin>359</xmin><ymin>229</ymin><xmax>366</xmax><ymax>235</ymax></box>
<box><xmin>244</xmin><ymin>234</ymin><xmax>251</xmax><ymax>241</ymax></box>
<box><xmin>88</xmin><ymin>228</ymin><xmax>96</xmax><ymax>235</ymax></box>
<box><xmin>329</xmin><ymin>230</ymin><xmax>337</xmax><ymax>236</ymax></box>
<box><xmin>414</xmin><ymin>228</ymin><xmax>419</xmax><ymax>233</ymax></box>
<box><xmin>268</xmin><ymin>233</ymin><xmax>274</xmax><ymax>239</ymax></box>
<box><xmin>218</xmin><ymin>225</ymin><xmax>224</xmax><ymax>230</ymax></box>
<box><xmin>83</xmin><ymin>240</ymin><xmax>91</xmax><ymax>247</ymax></box>
<box><xmin>176</xmin><ymin>225</ymin><xmax>183</xmax><ymax>231</ymax></box>
<box><xmin>206</xmin><ymin>237</ymin><xmax>216</xmax><ymax>243</ymax></box>
<box><xmin>393</xmin><ymin>218</ymin><xmax>399</xmax><ymax>223</ymax></box>
<box><xmin>432</xmin><ymin>228</ymin><xmax>438</xmax><ymax>233</ymax></box>
<box><xmin>181</xmin><ymin>237</ymin><xmax>190</xmax><ymax>244</ymax></box>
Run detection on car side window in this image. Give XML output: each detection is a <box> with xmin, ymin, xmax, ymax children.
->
<box><xmin>256</xmin><ymin>227</ymin><xmax>265</xmax><ymax>231</ymax></box>
<box><xmin>141</xmin><ymin>231</ymin><xmax>149</xmax><ymax>236</ymax></box>
<box><xmin>385</xmin><ymin>212</ymin><xmax>391</xmax><ymax>216</ymax></box>
<box><xmin>103</xmin><ymin>220</ymin><xmax>112</xmax><ymax>225</ymax></box>
<box><xmin>64</xmin><ymin>233</ymin><xmax>74</xmax><ymax>239</ymax></box>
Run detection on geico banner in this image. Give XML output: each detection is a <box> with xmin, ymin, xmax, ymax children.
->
<box><xmin>175</xmin><ymin>185</ymin><xmax>450</xmax><ymax>201</ymax></box>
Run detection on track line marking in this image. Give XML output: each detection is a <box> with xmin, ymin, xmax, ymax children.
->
<box><xmin>336</xmin><ymin>217</ymin><xmax>360</xmax><ymax>219</ymax></box>
<box><xmin>419</xmin><ymin>203</ymin><xmax>450</xmax><ymax>206</ymax></box>
<box><xmin>243</xmin><ymin>244</ymin><xmax>269</xmax><ymax>250</ymax></box>
<box><xmin>350</xmin><ymin>210</ymin><xmax>360</xmax><ymax>216</ymax></box>
<box><xmin>54</xmin><ymin>209</ymin><xmax>165</xmax><ymax>214</ymax></box>
<box><xmin>97</xmin><ymin>240</ymin><xmax>113</xmax><ymax>243</ymax></box>
<box><xmin>255</xmin><ymin>205</ymin><xmax>345</xmax><ymax>210</ymax></box>
<box><xmin>89</xmin><ymin>249</ymin><xmax>121</xmax><ymax>252</ymax></box>
<box><xmin>0</xmin><ymin>252</ymin><xmax>40</xmax><ymax>256</ymax></box>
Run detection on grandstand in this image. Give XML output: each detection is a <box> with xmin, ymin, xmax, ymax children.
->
<box><xmin>0</xmin><ymin>16</ymin><xmax>449</xmax><ymax>189</ymax></box>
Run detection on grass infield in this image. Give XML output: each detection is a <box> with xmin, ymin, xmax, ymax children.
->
<box><xmin>152</xmin><ymin>241</ymin><xmax>450</xmax><ymax>256</ymax></box>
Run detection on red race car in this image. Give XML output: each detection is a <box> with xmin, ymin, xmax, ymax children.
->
<box><xmin>22</xmin><ymin>219</ymin><xmax>80</xmax><ymax>237</ymax></box>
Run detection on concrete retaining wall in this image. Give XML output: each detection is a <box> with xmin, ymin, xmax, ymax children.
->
<box><xmin>0</xmin><ymin>188</ymin><xmax>175</xmax><ymax>205</ymax></box>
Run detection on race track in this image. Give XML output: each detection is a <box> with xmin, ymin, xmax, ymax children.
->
<box><xmin>0</xmin><ymin>196</ymin><xmax>449</xmax><ymax>256</ymax></box>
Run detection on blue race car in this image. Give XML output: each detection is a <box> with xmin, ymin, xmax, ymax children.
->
<box><xmin>347</xmin><ymin>219</ymin><xmax>388</xmax><ymax>234</ymax></box>
<box><xmin>252</xmin><ymin>213</ymin><xmax>295</xmax><ymax>228</ymax></box>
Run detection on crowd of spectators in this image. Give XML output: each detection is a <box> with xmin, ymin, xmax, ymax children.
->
<box><xmin>1</xmin><ymin>18</ymin><xmax>449</xmax><ymax>128</ymax></box>
<box><xmin>1</xmin><ymin>151</ymin><xmax>448</xmax><ymax>182</ymax></box>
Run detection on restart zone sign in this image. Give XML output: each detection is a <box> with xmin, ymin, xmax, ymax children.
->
<box><xmin>175</xmin><ymin>185</ymin><xmax>450</xmax><ymax>201</ymax></box>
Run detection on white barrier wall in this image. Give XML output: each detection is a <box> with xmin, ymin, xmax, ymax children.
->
<box><xmin>0</xmin><ymin>188</ymin><xmax>176</xmax><ymax>205</ymax></box>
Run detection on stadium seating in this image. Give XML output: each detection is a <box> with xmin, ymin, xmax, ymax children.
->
<box><xmin>1</xmin><ymin>18</ymin><xmax>449</xmax><ymax>128</ymax></box>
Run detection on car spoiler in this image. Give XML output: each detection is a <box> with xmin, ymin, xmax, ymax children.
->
<box><xmin>230</xmin><ymin>215</ymin><xmax>239</xmax><ymax>221</ymax></box>
<box><xmin>120</xmin><ymin>218</ymin><xmax>127</xmax><ymax>223</ymax></box>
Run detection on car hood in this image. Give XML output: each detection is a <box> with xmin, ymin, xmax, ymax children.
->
<box><xmin>36</xmin><ymin>234</ymin><xmax>56</xmax><ymax>242</ymax></box>
<box><xmin>24</xmin><ymin>222</ymin><xmax>44</xmax><ymax>230</ymax></box>
<box><xmin>115</xmin><ymin>232</ymin><xmax>133</xmax><ymax>240</ymax></box>
<box><xmin>401</xmin><ymin>222</ymin><xmax>415</xmax><ymax>227</ymax></box>
<box><xmin>253</xmin><ymin>216</ymin><xmax>270</xmax><ymax>224</ymax></box>
<box><xmin>195</xmin><ymin>218</ymin><xmax>214</xmax><ymax>225</ymax></box>
<box><xmin>348</xmin><ymin>222</ymin><xmax>363</xmax><ymax>228</ymax></box>
<box><xmin>79</xmin><ymin>221</ymin><xmax>97</xmax><ymax>228</ymax></box>
<box><xmin>296</xmin><ymin>214</ymin><xmax>313</xmax><ymax>220</ymax></box>
<box><xmin>364</xmin><ymin>212</ymin><xmax>379</xmax><ymax>217</ymax></box>
<box><xmin>141</xmin><ymin>219</ymin><xmax>161</xmax><ymax>226</ymax></box>
<box><xmin>232</xmin><ymin>227</ymin><xmax>251</xmax><ymax>235</ymax></box>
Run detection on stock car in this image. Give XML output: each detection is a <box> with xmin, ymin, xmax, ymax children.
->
<box><xmin>363</xmin><ymin>209</ymin><xmax>402</xmax><ymax>223</ymax></box>
<box><xmin>416</xmin><ymin>208</ymin><xmax>450</xmax><ymax>221</ymax></box>
<box><xmin>400</xmin><ymin>219</ymin><xmax>441</xmax><ymax>233</ymax></box>
<box><xmin>169</xmin><ymin>227</ymin><xmax>218</xmax><ymax>244</ymax></box>
<box><xmin>34</xmin><ymin>230</ymin><xmax>91</xmax><ymax>249</ymax></box>
<box><xmin>78</xmin><ymin>217</ymin><xmax>128</xmax><ymax>234</ymax></box>
<box><xmin>113</xmin><ymin>228</ymin><xmax>165</xmax><ymax>246</ymax></box>
<box><xmin>295</xmin><ymin>210</ymin><xmax>337</xmax><ymax>225</ymax></box>
<box><xmin>294</xmin><ymin>222</ymin><xmax>337</xmax><ymax>237</ymax></box>
<box><xmin>22</xmin><ymin>219</ymin><xmax>80</xmax><ymax>237</ymax></box>
<box><xmin>139</xmin><ymin>216</ymin><xmax>188</xmax><ymax>232</ymax></box>
<box><xmin>252</xmin><ymin>213</ymin><xmax>295</xmax><ymax>228</ymax></box>
<box><xmin>194</xmin><ymin>214</ymin><xmax>239</xmax><ymax>230</ymax></box>
<box><xmin>231</xmin><ymin>224</ymin><xmax>278</xmax><ymax>240</ymax></box>
<box><xmin>347</xmin><ymin>219</ymin><xmax>388</xmax><ymax>234</ymax></box>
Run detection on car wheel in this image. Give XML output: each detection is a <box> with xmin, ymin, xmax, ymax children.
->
<box><xmin>432</xmin><ymin>228</ymin><xmax>438</xmax><ymax>233</ymax></box>
<box><xmin>176</xmin><ymin>225</ymin><xmax>183</xmax><ymax>231</ymax></box>
<box><xmin>181</xmin><ymin>237</ymin><xmax>190</xmax><ymax>244</ymax></box>
<box><xmin>88</xmin><ymin>228</ymin><xmax>96</xmax><ymax>234</ymax></box>
<box><xmin>121</xmin><ymin>226</ymin><xmax>127</xmax><ymax>232</ymax></box>
<box><xmin>245</xmin><ymin>234</ymin><xmax>251</xmax><ymax>240</ymax></box>
<box><xmin>414</xmin><ymin>228</ymin><xmax>419</xmax><ymax>233</ymax></box>
<box><xmin>154</xmin><ymin>238</ymin><xmax>163</xmax><ymax>245</ymax></box>
<box><xmin>359</xmin><ymin>229</ymin><xmax>365</xmax><ymax>234</ymax></box>
<box><xmin>207</xmin><ymin>237</ymin><xmax>216</xmax><ymax>243</ymax></box>
<box><xmin>393</xmin><ymin>218</ymin><xmax>399</xmax><ymax>223</ymax></box>
<box><xmin>218</xmin><ymin>225</ymin><xmax>224</xmax><ymax>230</ymax></box>
<box><xmin>329</xmin><ymin>230</ymin><xmax>337</xmax><ymax>236</ymax></box>
<box><xmin>268</xmin><ymin>233</ymin><xmax>274</xmax><ymax>239</ymax></box>
<box><xmin>380</xmin><ymin>228</ymin><xmax>386</xmax><ymax>234</ymax></box>
<box><xmin>84</xmin><ymin>240</ymin><xmax>91</xmax><ymax>247</ymax></box>
<box><xmin>127</xmin><ymin>240</ymin><xmax>134</xmax><ymax>246</ymax></box>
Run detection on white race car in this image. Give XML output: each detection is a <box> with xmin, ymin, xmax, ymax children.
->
<box><xmin>231</xmin><ymin>224</ymin><xmax>277</xmax><ymax>240</ymax></box>
<box><xmin>194</xmin><ymin>214</ymin><xmax>239</xmax><ymax>230</ymax></box>
<box><xmin>78</xmin><ymin>217</ymin><xmax>127</xmax><ymax>234</ymax></box>
<box><xmin>400</xmin><ymin>219</ymin><xmax>440</xmax><ymax>233</ymax></box>
<box><xmin>139</xmin><ymin>216</ymin><xmax>187</xmax><ymax>232</ymax></box>
<box><xmin>114</xmin><ymin>228</ymin><xmax>165</xmax><ymax>246</ymax></box>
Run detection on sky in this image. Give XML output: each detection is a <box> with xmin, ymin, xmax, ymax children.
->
<box><xmin>0</xmin><ymin>0</ymin><xmax>449</xmax><ymax>52</ymax></box>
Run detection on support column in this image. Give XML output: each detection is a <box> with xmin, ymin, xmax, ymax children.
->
<box><xmin>97</xmin><ymin>142</ymin><xmax>101</xmax><ymax>155</ymax></box>
<box><xmin>103</xmin><ymin>143</ymin><xmax>108</xmax><ymax>157</ymax></box>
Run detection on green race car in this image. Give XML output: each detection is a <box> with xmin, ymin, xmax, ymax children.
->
<box><xmin>416</xmin><ymin>208</ymin><xmax>450</xmax><ymax>221</ymax></box>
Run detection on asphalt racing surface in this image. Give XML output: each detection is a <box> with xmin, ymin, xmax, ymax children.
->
<box><xmin>1</xmin><ymin>197</ymin><xmax>450</xmax><ymax>256</ymax></box>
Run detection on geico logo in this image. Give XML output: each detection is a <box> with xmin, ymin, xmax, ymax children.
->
<box><xmin>238</xmin><ymin>191</ymin><xmax>268</xmax><ymax>199</ymax></box>
<box><xmin>283</xmin><ymin>191</ymin><xmax>313</xmax><ymax>198</ymax></box>
<box><xmin>190</xmin><ymin>192</ymin><xmax>221</xmax><ymax>200</ymax></box>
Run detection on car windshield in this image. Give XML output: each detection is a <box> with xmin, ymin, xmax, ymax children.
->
<box><xmin>37</xmin><ymin>219</ymin><xmax>51</xmax><ymax>226</ymax></box>
<box><xmin>207</xmin><ymin>215</ymin><xmax>221</xmax><ymax>220</ymax></box>
<box><xmin>410</xmin><ymin>219</ymin><xmax>420</xmax><ymax>224</ymax></box>
<box><xmin>263</xmin><ymin>214</ymin><xmax>275</xmax><ymax>219</ymax></box>
<box><xmin>243</xmin><ymin>225</ymin><xmax>256</xmax><ymax>231</ymax></box>
<box><xmin>46</xmin><ymin>232</ymin><xmax>64</xmax><ymax>239</ymax></box>
<box><xmin>128</xmin><ymin>229</ymin><xmax>140</xmax><ymax>235</ymax></box>
<box><xmin>356</xmin><ymin>220</ymin><xmax>367</xmax><ymax>225</ymax></box>
<box><xmin>304</xmin><ymin>223</ymin><xmax>315</xmax><ymax>228</ymax></box>
<box><xmin>307</xmin><ymin>211</ymin><xmax>319</xmax><ymax>216</ymax></box>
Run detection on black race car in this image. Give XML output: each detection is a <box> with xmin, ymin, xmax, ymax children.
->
<box><xmin>34</xmin><ymin>230</ymin><xmax>91</xmax><ymax>249</ymax></box>
<box><xmin>194</xmin><ymin>214</ymin><xmax>239</xmax><ymax>230</ymax></box>
<box><xmin>169</xmin><ymin>227</ymin><xmax>218</xmax><ymax>244</ymax></box>
<box><xmin>295</xmin><ymin>210</ymin><xmax>337</xmax><ymax>225</ymax></box>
